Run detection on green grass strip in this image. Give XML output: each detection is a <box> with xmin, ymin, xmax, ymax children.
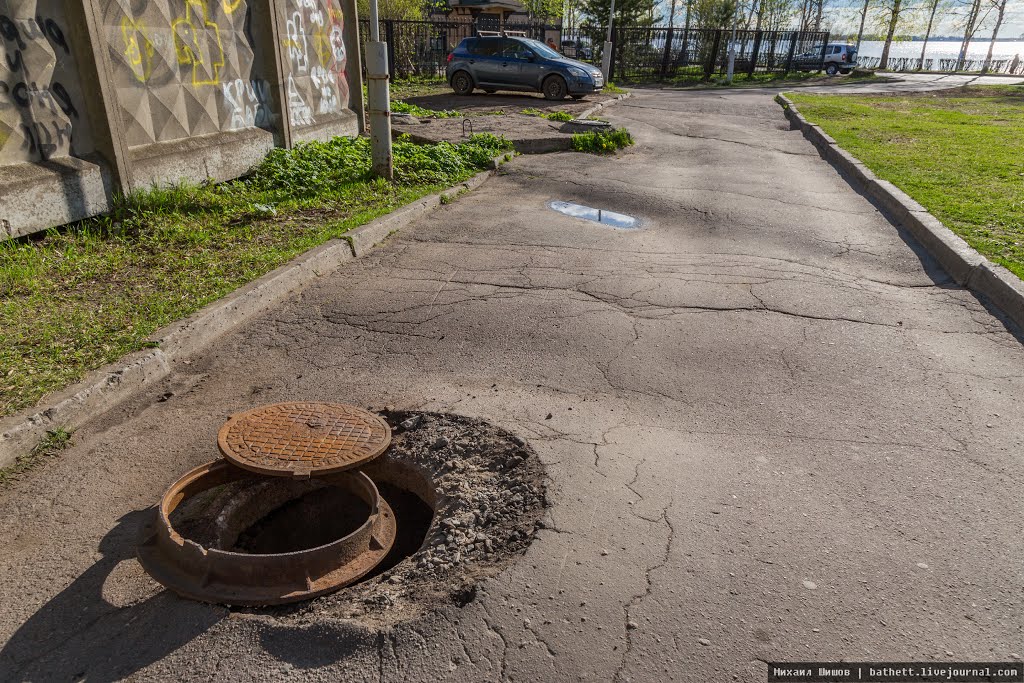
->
<box><xmin>788</xmin><ymin>86</ymin><xmax>1024</xmax><ymax>281</ymax></box>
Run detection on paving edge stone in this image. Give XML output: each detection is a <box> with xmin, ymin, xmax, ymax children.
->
<box><xmin>577</xmin><ymin>90</ymin><xmax>632</xmax><ymax>120</ymax></box>
<box><xmin>775</xmin><ymin>93</ymin><xmax>1024</xmax><ymax>333</ymax></box>
<box><xmin>0</xmin><ymin>160</ymin><xmax>506</xmax><ymax>470</ymax></box>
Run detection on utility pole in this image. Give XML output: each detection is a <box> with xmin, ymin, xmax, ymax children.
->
<box><xmin>366</xmin><ymin>0</ymin><xmax>393</xmax><ymax>179</ymax></box>
<box><xmin>601</xmin><ymin>0</ymin><xmax>616</xmax><ymax>80</ymax></box>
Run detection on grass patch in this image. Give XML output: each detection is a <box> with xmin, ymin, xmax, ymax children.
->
<box><xmin>390</xmin><ymin>76</ymin><xmax>449</xmax><ymax>101</ymax></box>
<box><xmin>571</xmin><ymin>128</ymin><xmax>634</xmax><ymax>154</ymax></box>
<box><xmin>788</xmin><ymin>86</ymin><xmax>1024</xmax><ymax>279</ymax></box>
<box><xmin>0</xmin><ymin>133</ymin><xmax>513</xmax><ymax>418</ymax></box>
<box><xmin>604</xmin><ymin>82</ymin><xmax>628</xmax><ymax>95</ymax></box>
<box><xmin>0</xmin><ymin>427</ymin><xmax>72</xmax><ymax>486</ymax></box>
<box><xmin>521</xmin><ymin>108</ymin><xmax>575</xmax><ymax>122</ymax></box>
<box><xmin>392</xmin><ymin>99</ymin><xmax>461</xmax><ymax>118</ymax></box>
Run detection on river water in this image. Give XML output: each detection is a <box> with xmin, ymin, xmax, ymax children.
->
<box><xmin>856</xmin><ymin>39</ymin><xmax>1024</xmax><ymax>62</ymax></box>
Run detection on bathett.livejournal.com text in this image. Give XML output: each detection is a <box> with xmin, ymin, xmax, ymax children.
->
<box><xmin>768</xmin><ymin>662</ymin><xmax>1023</xmax><ymax>682</ymax></box>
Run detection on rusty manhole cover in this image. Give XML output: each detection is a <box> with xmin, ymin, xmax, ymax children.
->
<box><xmin>218</xmin><ymin>402</ymin><xmax>391</xmax><ymax>478</ymax></box>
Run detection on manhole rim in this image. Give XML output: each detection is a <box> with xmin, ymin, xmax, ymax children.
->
<box><xmin>137</xmin><ymin>460</ymin><xmax>397</xmax><ymax>606</ymax></box>
<box><xmin>217</xmin><ymin>402</ymin><xmax>393</xmax><ymax>478</ymax></box>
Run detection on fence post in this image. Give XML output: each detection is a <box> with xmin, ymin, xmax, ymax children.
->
<box><xmin>609</xmin><ymin>26</ymin><xmax>619</xmax><ymax>82</ymax></box>
<box><xmin>660</xmin><ymin>26</ymin><xmax>674</xmax><ymax>79</ymax></box>
<box><xmin>384</xmin><ymin>21</ymin><xmax>397</xmax><ymax>80</ymax></box>
<box><xmin>817</xmin><ymin>40</ymin><xmax>827</xmax><ymax>73</ymax></box>
<box><xmin>704</xmin><ymin>29</ymin><xmax>722</xmax><ymax>81</ymax></box>
<box><xmin>783</xmin><ymin>32</ymin><xmax>798</xmax><ymax>75</ymax></box>
<box><xmin>748</xmin><ymin>30</ymin><xmax>762</xmax><ymax>76</ymax></box>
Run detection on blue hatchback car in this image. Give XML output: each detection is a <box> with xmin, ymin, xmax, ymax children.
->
<box><xmin>446</xmin><ymin>36</ymin><xmax>605</xmax><ymax>100</ymax></box>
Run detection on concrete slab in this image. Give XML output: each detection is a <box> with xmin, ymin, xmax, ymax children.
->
<box><xmin>2</xmin><ymin>89</ymin><xmax>1023</xmax><ymax>682</ymax></box>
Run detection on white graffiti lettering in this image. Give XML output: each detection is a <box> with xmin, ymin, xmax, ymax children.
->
<box><xmin>286</xmin><ymin>73</ymin><xmax>313</xmax><ymax>127</ymax></box>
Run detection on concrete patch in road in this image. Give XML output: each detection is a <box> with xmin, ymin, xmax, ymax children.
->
<box><xmin>776</xmin><ymin>93</ymin><xmax>1024</xmax><ymax>332</ymax></box>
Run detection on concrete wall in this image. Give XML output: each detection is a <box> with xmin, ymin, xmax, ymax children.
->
<box><xmin>0</xmin><ymin>0</ymin><xmax>363</xmax><ymax>240</ymax></box>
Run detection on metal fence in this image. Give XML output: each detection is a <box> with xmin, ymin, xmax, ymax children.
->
<box><xmin>576</xmin><ymin>27</ymin><xmax>832</xmax><ymax>82</ymax></box>
<box><xmin>858</xmin><ymin>55</ymin><xmax>1023</xmax><ymax>74</ymax></box>
<box><xmin>359</xmin><ymin>19</ymin><xmax>829</xmax><ymax>83</ymax></box>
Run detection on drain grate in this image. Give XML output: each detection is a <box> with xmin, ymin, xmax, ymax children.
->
<box><xmin>549</xmin><ymin>200</ymin><xmax>639</xmax><ymax>229</ymax></box>
<box><xmin>218</xmin><ymin>402</ymin><xmax>391</xmax><ymax>478</ymax></box>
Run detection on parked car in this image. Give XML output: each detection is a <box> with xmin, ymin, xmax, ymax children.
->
<box><xmin>446</xmin><ymin>35</ymin><xmax>605</xmax><ymax>100</ymax></box>
<box><xmin>560</xmin><ymin>39</ymin><xmax>593</xmax><ymax>61</ymax></box>
<box><xmin>792</xmin><ymin>43</ymin><xmax>859</xmax><ymax>75</ymax></box>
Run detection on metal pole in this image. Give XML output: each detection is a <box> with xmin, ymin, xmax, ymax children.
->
<box><xmin>601</xmin><ymin>0</ymin><xmax>616</xmax><ymax>80</ymax></box>
<box><xmin>727</xmin><ymin>1</ymin><xmax>740</xmax><ymax>82</ymax></box>
<box><xmin>366</xmin><ymin>0</ymin><xmax>393</xmax><ymax>179</ymax></box>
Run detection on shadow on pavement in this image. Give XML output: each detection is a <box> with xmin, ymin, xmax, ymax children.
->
<box><xmin>0</xmin><ymin>510</ymin><xmax>226</xmax><ymax>681</ymax></box>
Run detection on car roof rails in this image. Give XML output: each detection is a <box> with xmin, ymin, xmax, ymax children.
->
<box><xmin>503</xmin><ymin>30</ymin><xmax>528</xmax><ymax>37</ymax></box>
<box><xmin>477</xmin><ymin>30</ymin><xmax>501</xmax><ymax>36</ymax></box>
<box><xmin>476</xmin><ymin>29</ymin><xmax>529</xmax><ymax>38</ymax></box>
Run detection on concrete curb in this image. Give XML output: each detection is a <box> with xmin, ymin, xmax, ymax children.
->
<box><xmin>0</xmin><ymin>161</ymin><xmax>506</xmax><ymax>469</ymax></box>
<box><xmin>577</xmin><ymin>91</ymin><xmax>632</xmax><ymax>120</ymax></box>
<box><xmin>775</xmin><ymin>93</ymin><xmax>1024</xmax><ymax>332</ymax></box>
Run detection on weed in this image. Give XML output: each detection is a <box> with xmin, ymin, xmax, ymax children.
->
<box><xmin>520</xmin><ymin>109</ymin><xmax>575</xmax><ymax>122</ymax></box>
<box><xmin>571</xmin><ymin>128</ymin><xmax>634</xmax><ymax>154</ymax></box>
<box><xmin>391</xmin><ymin>99</ymin><xmax>461</xmax><ymax>118</ymax></box>
<box><xmin>603</xmin><ymin>82</ymin><xmax>628</xmax><ymax>94</ymax></box>
<box><xmin>0</xmin><ymin>427</ymin><xmax>72</xmax><ymax>486</ymax></box>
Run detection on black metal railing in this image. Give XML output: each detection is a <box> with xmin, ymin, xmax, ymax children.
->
<box><xmin>358</xmin><ymin>19</ymin><xmax>830</xmax><ymax>83</ymax></box>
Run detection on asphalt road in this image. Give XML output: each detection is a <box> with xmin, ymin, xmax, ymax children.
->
<box><xmin>2</xmin><ymin>87</ymin><xmax>1023</xmax><ymax>682</ymax></box>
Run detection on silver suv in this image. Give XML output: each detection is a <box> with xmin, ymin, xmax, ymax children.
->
<box><xmin>794</xmin><ymin>43</ymin><xmax>859</xmax><ymax>75</ymax></box>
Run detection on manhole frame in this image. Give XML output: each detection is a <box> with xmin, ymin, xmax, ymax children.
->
<box><xmin>137</xmin><ymin>459</ymin><xmax>397</xmax><ymax>606</ymax></box>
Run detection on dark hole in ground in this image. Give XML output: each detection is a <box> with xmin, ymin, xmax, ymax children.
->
<box><xmin>233</xmin><ymin>486</ymin><xmax>371</xmax><ymax>554</ymax></box>
<box><xmin>359</xmin><ymin>481</ymin><xmax>434</xmax><ymax>581</ymax></box>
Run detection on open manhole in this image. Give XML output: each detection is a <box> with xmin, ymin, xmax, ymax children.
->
<box><xmin>549</xmin><ymin>200</ymin><xmax>639</xmax><ymax>229</ymax></box>
<box><xmin>137</xmin><ymin>406</ymin><xmax>546</xmax><ymax>622</ymax></box>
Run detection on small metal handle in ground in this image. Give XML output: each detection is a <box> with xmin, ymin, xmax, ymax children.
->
<box><xmin>462</xmin><ymin>119</ymin><xmax>474</xmax><ymax>138</ymax></box>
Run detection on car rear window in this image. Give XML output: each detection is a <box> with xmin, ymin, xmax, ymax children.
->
<box><xmin>460</xmin><ymin>38</ymin><xmax>478</xmax><ymax>53</ymax></box>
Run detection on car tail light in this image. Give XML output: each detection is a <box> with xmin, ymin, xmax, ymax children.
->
<box><xmin>447</xmin><ymin>53</ymin><xmax>453</xmax><ymax>64</ymax></box>
<box><xmin>841</xmin><ymin>53</ymin><xmax>847</xmax><ymax>61</ymax></box>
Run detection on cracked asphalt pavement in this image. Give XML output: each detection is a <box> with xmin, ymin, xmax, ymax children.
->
<box><xmin>2</xmin><ymin>88</ymin><xmax>1023</xmax><ymax>681</ymax></box>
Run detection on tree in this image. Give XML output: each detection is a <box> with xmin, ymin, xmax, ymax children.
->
<box><xmin>982</xmin><ymin>0</ymin><xmax>1009</xmax><ymax>72</ymax></box>
<box><xmin>525</xmin><ymin>0</ymin><xmax>565</xmax><ymax>20</ymax></box>
<box><xmin>917</xmin><ymin>0</ymin><xmax>951</xmax><ymax>69</ymax></box>
<box><xmin>874</xmin><ymin>0</ymin><xmax>915</xmax><ymax>69</ymax></box>
<box><xmin>689</xmin><ymin>0</ymin><xmax>738</xmax><ymax>28</ymax></box>
<box><xmin>583</xmin><ymin>0</ymin><xmax>662</xmax><ymax>27</ymax></box>
<box><xmin>956</xmin><ymin>0</ymin><xmax>985</xmax><ymax>69</ymax></box>
<box><xmin>355</xmin><ymin>0</ymin><xmax>423</xmax><ymax>20</ymax></box>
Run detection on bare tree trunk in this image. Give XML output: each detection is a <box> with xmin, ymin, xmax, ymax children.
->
<box><xmin>879</xmin><ymin>0</ymin><xmax>902</xmax><ymax>70</ymax></box>
<box><xmin>919</xmin><ymin>0</ymin><xmax>939</xmax><ymax>70</ymax></box>
<box><xmin>982</xmin><ymin>0</ymin><xmax>1007</xmax><ymax>72</ymax></box>
<box><xmin>958</xmin><ymin>0</ymin><xmax>982</xmax><ymax>70</ymax></box>
<box><xmin>799</xmin><ymin>0</ymin><xmax>810</xmax><ymax>32</ymax></box>
<box><xmin>814</xmin><ymin>0</ymin><xmax>824</xmax><ymax>32</ymax></box>
<box><xmin>755</xmin><ymin>0</ymin><xmax>765</xmax><ymax>31</ymax></box>
<box><xmin>855</xmin><ymin>0</ymin><xmax>869</xmax><ymax>50</ymax></box>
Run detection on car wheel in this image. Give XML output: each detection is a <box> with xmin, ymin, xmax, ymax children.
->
<box><xmin>543</xmin><ymin>75</ymin><xmax>568</xmax><ymax>101</ymax></box>
<box><xmin>825</xmin><ymin>63</ymin><xmax>839</xmax><ymax>76</ymax></box>
<box><xmin>451</xmin><ymin>70</ymin><xmax>474</xmax><ymax>95</ymax></box>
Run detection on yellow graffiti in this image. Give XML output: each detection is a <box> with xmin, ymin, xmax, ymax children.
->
<box><xmin>173</xmin><ymin>0</ymin><xmax>225</xmax><ymax>87</ymax></box>
<box><xmin>121</xmin><ymin>16</ymin><xmax>156</xmax><ymax>83</ymax></box>
<box><xmin>223</xmin><ymin>0</ymin><xmax>244</xmax><ymax>12</ymax></box>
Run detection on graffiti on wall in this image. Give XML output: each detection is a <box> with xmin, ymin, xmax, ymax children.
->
<box><xmin>282</xmin><ymin>0</ymin><xmax>348</xmax><ymax>129</ymax></box>
<box><xmin>0</xmin><ymin>1</ymin><xmax>92</xmax><ymax>165</ymax></box>
<box><xmin>106</xmin><ymin>0</ymin><xmax>275</xmax><ymax>147</ymax></box>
